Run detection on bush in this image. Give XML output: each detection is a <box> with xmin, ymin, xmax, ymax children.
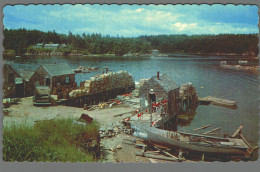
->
<box><xmin>82</xmin><ymin>50</ymin><xmax>89</xmax><ymax>55</ymax></box>
<box><xmin>27</xmin><ymin>46</ymin><xmax>36</xmax><ymax>54</ymax></box>
<box><xmin>3</xmin><ymin>119</ymin><xmax>100</xmax><ymax>162</ymax></box>
<box><xmin>3</xmin><ymin>49</ymin><xmax>15</xmax><ymax>55</ymax></box>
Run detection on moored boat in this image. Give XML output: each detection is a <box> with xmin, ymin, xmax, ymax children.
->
<box><xmin>88</xmin><ymin>67</ymin><xmax>99</xmax><ymax>71</ymax></box>
<box><xmin>74</xmin><ymin>66</ymin><xmax>94</xmax><ymax>73</ymax></box>
<box><xmin>74</xmin><ymin>69</ymin><xmax>82</xmax><ymax>73</ymax></box>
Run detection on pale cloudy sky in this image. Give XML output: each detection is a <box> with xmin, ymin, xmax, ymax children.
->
<box><xmin>3</xmin><ymin>4</ymin><xmax>259</xmax><ymax>37</ymax></box>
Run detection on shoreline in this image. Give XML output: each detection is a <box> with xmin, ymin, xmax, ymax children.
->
<box><xmin>4</xmin><ymin>52</ymin><xmax>257</xmax><ymax>59</ymax></box>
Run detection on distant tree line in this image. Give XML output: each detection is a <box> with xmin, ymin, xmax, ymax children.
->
<box><xmin>3</xmin><ymin>28</ymin><xmax>258</xmax><ymax>56</ymax></box>
<box><xmin>140</xmin><ymin>34</ymin><xmax>258</xmax><ymax>56</ymax></box>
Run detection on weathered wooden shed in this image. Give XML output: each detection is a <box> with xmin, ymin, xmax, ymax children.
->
<box><xmin>3</xmin><ymin>63</ymin><xmax>24</xmax><ymax>98</ymax></box>
<box><xmin>139</xmin><ymin>72</ymin><xmax>180</xmax><ymax>116</ymax></box>
<box><xmin>31</xmin><ymin>63</ymin><xmax>76</xmax><ymax>94</ymax></box>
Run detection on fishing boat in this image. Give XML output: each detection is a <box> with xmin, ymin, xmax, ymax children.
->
<box><xmin>88</xmin><ymin>67</ymin><xmax>99</xmax><ymax>71</ymax></box>
<box><xmin>74</xmin><ymin>69</ymin><xmax>83</xmax><ymax>73</ymax></box>
<box><xmin>74</xmin><ymin>69</ymin><xmax>90</xmax><ymax>73</ymax></box>
<box><xmin>74</xmin><ymin>66</ymin><xmax>98</xmax><ymax>73</ymax></box>
<box><xmin>74</xmin><ymin>66</ymin><xmax>91</xmax><ymax>73</ymax></box>
<box><xmin>128</xmin><ymin>122</ymin><xmax>255</xmax><ymax>158</ymax></box>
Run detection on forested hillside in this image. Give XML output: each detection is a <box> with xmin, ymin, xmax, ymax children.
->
<box><xmin>3</xmin><ymin>28</ymin><xmax>258</xmax><ymax>56</ymax></box>
<box><xmin>140</xmin><ymin>34</ymin><xmax>258</xmax><ymax>55</ymax></box>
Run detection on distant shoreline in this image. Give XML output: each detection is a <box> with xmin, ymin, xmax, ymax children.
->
<box><xmin>3</xmin><ymin>51</ymin><xmax>257</xmax><ymax>59</ymax></box>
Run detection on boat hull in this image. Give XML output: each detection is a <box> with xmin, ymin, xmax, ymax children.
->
<box><xmin>131</xmin><ymin>123</ymin><xmax>248</xmax><ymax>156</ymax></box>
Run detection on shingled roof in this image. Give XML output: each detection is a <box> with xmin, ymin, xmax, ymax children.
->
<box><xmin>20</xmin><ymin>70</ymin><xmax>34</xmax><ymax>81</ymax></box>
<box><xmin>151</xmin><ymin>73</ymin><xmax>179</xmax><ymax>93</ymax></box>
<box><xmin>4</xmin><ymin>63</ymin><xmax>21</xmax><ymax>78</ymax></box>
<box><xmin>41</xmin><ymin>63</ymin><xmax>74</xmax><ymax>76</ymax></box>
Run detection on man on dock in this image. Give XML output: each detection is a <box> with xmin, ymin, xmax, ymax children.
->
<box><xmin>148</xmin><ymin>89</ymin><xmax>156</xmax><ymax>113</ymax></box>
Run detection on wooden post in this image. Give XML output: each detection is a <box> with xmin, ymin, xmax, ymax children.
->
<box><xmin>202</xmin><ymin>153</ymin><xmax>205</xmax><ymax>161</ymax></box>
<box><xmin>162</xmin><ymin>117</ymin><xmax>164</xmax><ymax>129</ymax></box>
<box><xmin>193</xmin><ymin>125</ymin><xmax>211</xmax><ymax>132</ymax></box>
<box><xmin>187</xmin><ymin>95</ymin><xmax>189</xmax><ymax>108</ymax></box>
<box><xmin>240</xmin><ymin>134</ymin><xmax>252</xmax><ymax>149</ymax></box>
<box><xmin>80</xmin><ymin>97</ymin><xmax>82</xmax><ymax>107</ymax></box>
<box><xmin>181</xmin><ymin>100</ymin><xmax>183</xmax><ymax>112</ymax></box>
<box><xmin>178</xmin><ymin>149</ymin><xmax>184</xmax><ymax>161</ymax></box>
<box><xmin>90</xmin><ymin>95</ymin><xmax>92</xmax><ymax>105</ymax></box>
<box><xmin>150</xmin><ymin>113</ymin><xmax>152</xmax><ymax>127</ymax></box>
<box><xmin>203</xmin><ymin>127</ymin><xmax>221</xmax><ymax>135</ymax></box>
<box><xmin>232</xmin><ymin>125</ymin><xmax>243</xmax><ymax>138</ymax></box>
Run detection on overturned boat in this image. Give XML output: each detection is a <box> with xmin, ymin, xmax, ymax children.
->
<box><xmin>128</xmin><ymin>122</ymin><xmax>256</xmax><ymax>158</ymax></box>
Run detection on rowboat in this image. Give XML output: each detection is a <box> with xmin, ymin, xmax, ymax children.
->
<box><xmin>129</xmin><ymin>122</ymin><xmax>255</xmax><ymax>158</ymax></box>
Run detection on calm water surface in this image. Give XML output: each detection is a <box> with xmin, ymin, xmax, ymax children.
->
<box><xmin>6</xmin><ymin>55</ymin><xmax>259</xmax><ymax>145</ymax></box>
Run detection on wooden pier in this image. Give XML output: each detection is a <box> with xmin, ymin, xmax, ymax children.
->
<box><xmin>57</xmin><ymin>86</ymin><xmax>135</xmax><ymax>107</ymax></box>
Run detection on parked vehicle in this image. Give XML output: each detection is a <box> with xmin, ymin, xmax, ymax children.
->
<box><xmin>33</xmin><ymin>86</ymin><xmax>52</xmax><ymax>106</ymax></box>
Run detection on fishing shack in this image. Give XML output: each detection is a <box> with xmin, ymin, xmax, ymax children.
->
<box><xmin>139</xmin><ymin>72</ymin><xmax>180</xmax><ymax>116</ymax></box>
<box><xmin>3</xmin><ymin>63</ymin><xmax>25</xmax><ymax>98</ymax></box>
<box><xmin>31</xmin><ymin>63</ymin><xmax>76</xmax><ymax>96</ymax></box>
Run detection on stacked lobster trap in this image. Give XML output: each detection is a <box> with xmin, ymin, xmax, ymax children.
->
<box><xmin>69</xmin><ymin>71</ymin><xmax>135</xmax><ymax>98</ymax></box>
<box><xmin>60</xmin><ymin>71</ymin><xmax>135</xmax><ymax>107</ymax></box>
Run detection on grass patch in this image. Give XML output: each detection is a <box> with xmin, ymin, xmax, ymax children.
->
<box><xmin>3</xmin><ymin>118</ymin><xmax>100</xmax><ymax>162</ymax></box>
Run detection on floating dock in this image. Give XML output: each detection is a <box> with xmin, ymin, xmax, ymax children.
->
<box><xmin>198</xmin><ymin>96</ymin><xmax>237</xmax><ymax>109</ymax></box>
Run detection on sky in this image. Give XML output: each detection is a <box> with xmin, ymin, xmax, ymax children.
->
<box><xmin>3</xmin><ymin>4</ymin><xmax>259</xmax><ymax>37</ymax></box>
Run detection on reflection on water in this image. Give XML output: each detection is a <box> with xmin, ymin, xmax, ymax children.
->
<box><xmin>5</xmin><ymin>55</ymin><xmax>259</xmax><ymax>145</ymax></box>
<box><xmin>177</xmin><ymin>107</ymin><xmax>197</xmax><ymax>127</ymax></box>
<box><xmin>159</xmin><ymin>107</ymin><xmax>197</xmax><ymax>131</ymax></box>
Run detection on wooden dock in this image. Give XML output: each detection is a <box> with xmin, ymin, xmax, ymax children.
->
<box><xmin>198</xmin><ymin>96</ymin><xmax>237</xmax><ymax>109</ymax></box>
<box><xmin>57</xmin><ymin>86</ymin><xmax>135</xmax><ymax>107</ymax></box>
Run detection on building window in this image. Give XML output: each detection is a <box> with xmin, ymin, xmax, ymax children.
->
<box><xmin>8</xmin><ymin>73</ymin><xmax>14</xmax><ymax>83</ymax></box>
<box><xmin>45</xmin><ymin>78</ymin><xmax>50</xmax><ymax>86</ymax></box>
<box><xmin>65</xmin><ymin>76</ymin><xmax>70</xmax><ymax>83</ymax></box>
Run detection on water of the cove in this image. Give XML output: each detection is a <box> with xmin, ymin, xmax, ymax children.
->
<box><xmin>5</xmin><ymin>55</ymin><xmax>259</xmax><ymax>146</ymax></box>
